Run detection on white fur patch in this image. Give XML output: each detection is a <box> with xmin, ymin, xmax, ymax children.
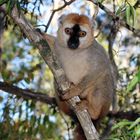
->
<box><xmin>55</xmin><ymin>44</ymin><xmax>89</xmax><ymax>85</ymax></box>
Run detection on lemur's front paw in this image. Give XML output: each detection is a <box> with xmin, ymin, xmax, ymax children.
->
<box><xmin>75</xmin><ymin>100</ymin><xmax>88</xmax><ymax>111</ymax></box>
<box><xmin>60</xmin><ymin>83</ymin><xmax>81</xmax><ymax>100</ymax></box>
<box><xmin>60</xmin><ymin>91</ymin><xmax>72</xmax><ymax>100</ymax></box>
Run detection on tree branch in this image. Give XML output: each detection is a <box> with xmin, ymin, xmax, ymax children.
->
<box><xmin>107</xmin><ymin>18</ymin><xmax>119</xmax><ymax>113</ymax></box>
<box><xmin>108</xmin><ymin>110</ymin><xmax>140</xmax><ymax>121</ymax></box>
<box><xmin>1</xmin><ymin>81</ymin><xmax>139</xmax><ymax>122</ymax></box>
<box><xmin>88</xmin><ymin>0</ymin><xmax>140</xmax><ymax>38</ymax></box>
<box><xmin>2</xmin><ymin>5</ymin><xmax>99</xmax><ymax>140</ymax></box>
<box><xmin>0</xmin><ymin>81</ymin><xmax>56</xmax><ymax>105</ymax></box>
<box><xmin>134</xmin><ymin>0</ymin><xmax>140</xmax><ymax>9</ymax></box>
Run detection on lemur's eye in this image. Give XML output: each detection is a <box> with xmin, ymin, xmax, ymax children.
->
<box><xmin>65</xmin><ymin>28</ymin><xmax>72</xmax><ymax>35</ymax></box>
<box><xmin>79</xmin><ymin>31</ymin><xmax>86</xmax><ymax>37</ymax></box>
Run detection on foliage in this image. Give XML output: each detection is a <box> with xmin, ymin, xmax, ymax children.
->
<box><xmin>127</xmin><ymin>69</ymin><xmax>140</xmax><ymax>93</ymax></box>
<box><xmin>109</xmin><ymin>118</ymin><xmax>140</xmax><ymax>140</ymax></box>
<box><xmin>0</xmin><ymin>96</ymin><xmax>63</xmax><ymax>140</ymax></box>
<box><xmin>0</xmin><ymin>0</ymin><xmax>140</xmax><ymax>139</ymax></box>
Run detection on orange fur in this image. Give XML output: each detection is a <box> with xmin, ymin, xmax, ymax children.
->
<box><xmin>64</xmin><ymin>13</ymin><xmax>92</xmax><ymax>26</ymax></box>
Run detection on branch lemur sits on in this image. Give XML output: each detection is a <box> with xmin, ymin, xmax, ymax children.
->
<box><xmin>52</xmin><ymin>13</ymin><xmax>115</xmax><ymax>140</ymax></box>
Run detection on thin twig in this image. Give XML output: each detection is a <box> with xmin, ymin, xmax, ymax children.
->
<box><xmin>134</xmin><ymin>0</ymin><xmax>140</xmax><ymax>9</ymax></box>
<box><xmin>92</xmin><ymin>3</ymin><xmax>99</xmax><ymax>21</ymax></box>
<box><xmin>107</xmin><ymin>18</ymin><xmax>119</xmax><ymax>112</ymax></box>
<box><xmin>59</xmin><ymin>110</ymin><xmax>71</xmax><ymax>140</ymax></box>
<box><xmin>101</xmin><ymin>118</ymin><xmax>115</xmax><ymax>140</ymax></box>
<box><xmin>94</xmin><ymin>20</ymin><xmax>107</xmax><ymax>38</ymax></box>
<box><xmin>45</xmin><ymin>0</ymin><xmax>76</xmax><ymax>32</ymax></box>
<box><xmin>45</xmin><ymin>11</ymin><xmax>55</xmax><ymax>32</ymax></box>
<box><xmin>113</xmin><ymin>0</ymin><xmax>116</xmax><ymax>14</ymax></box>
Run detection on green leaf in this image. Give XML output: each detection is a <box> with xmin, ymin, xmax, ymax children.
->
<box><xmin>0</xmin><ymin>96</ymin><xmax>3</xmax><ymax>102</ymax></box>
<box><xmin>24</xmin><ymin>78</ymin><xmax>30</xmax><ymax>84</ymax></box>
<box><xmin>0</xmin><ymin>0</ymin><xmax>7</xmax><ymax>6</ymax></box>
<box><xmin>135</xmin><ymin>126</ymin><xmax>140</xmax><ymax>137</ymax></box>
<box><xmin>125</xmin><ymin>5</ymin><xmax>131</xmax><ymax>25</ymax></box>
<box><xmin>6</xmin><ymin>0</ymin><xmax>18</xmax><ymax>14</ymax></box>
<box><xmin>98</xmin><ymin>0</ymin><xmax>105</xmax><ymax>3</ymax></box>
<box><xmin>1</xmin><ymin>70</ymin><xmax>11</xmax><ymax>81</ymax></box>
<box><xmin>43</xmin><ymin>115</ymin><xmax>49</xmax><ymax>125</ymax></box>
<box><xmin>126</xmin><ymin>70</ymin><xmax>140</xmax><ymax>93</ymax></box>
<box><xmin>129</xmin><ymin>118</ymin><xmax>140</xmax><ymax>130</ymax></box>
<box><xmin>0</xmin><ymin>0</ymin><xmax>7</xmax><ymax>5</ymax></box>
<box><xmin>112</xmin><ymin>121</ymin><xmax>132</xmax><ymax>131</ymax></box>
<box><xmin>6</xmin><ymin>0</ymin><xmax>11</xmax><ymax>13</ymax></box>
<box><xmin>130</xmin><ymin>5</ymin><xmax>136</xmax><ymax>26</ymax></box>
<box><xmin>116</xmin><ymin>4</ymin><xmax>126</xmax><ymax>15</ymax></box>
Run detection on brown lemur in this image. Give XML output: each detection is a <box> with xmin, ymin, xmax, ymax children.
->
<box><xmin>52</xmin><ymin>13</ymin><xmax>115</xmax><ymax>139</ymax></box>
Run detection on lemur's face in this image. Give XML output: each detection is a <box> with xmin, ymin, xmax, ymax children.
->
<box><xmin>57</xmin><ymin>13</ymin><xmax>94</xmax><ymax>50</ymax></box>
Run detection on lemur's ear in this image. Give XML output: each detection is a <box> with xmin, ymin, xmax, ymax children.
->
<box><xmin>58</xmin><ymin>14</ymin><xmax>66</xmax><ymax>25</ymax></box>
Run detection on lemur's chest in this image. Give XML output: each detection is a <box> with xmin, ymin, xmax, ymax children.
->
<box><xmin>58</xmin><ymin>49</ymin><xmax>89</xmax><ymax>85</ymax></box>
